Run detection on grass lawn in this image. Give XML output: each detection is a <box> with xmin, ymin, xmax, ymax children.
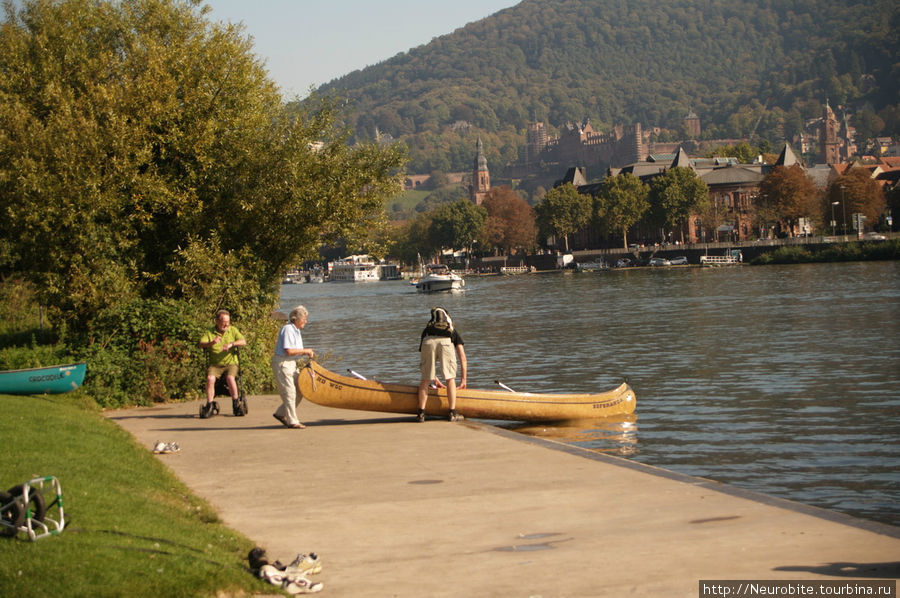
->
<box><xmin>0</xmin><ymin>392</ymin><xmax>277</xmax><ymax>597</ymax></box>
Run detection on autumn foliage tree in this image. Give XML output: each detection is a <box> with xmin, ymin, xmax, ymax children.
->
<box><xmin>481</xmin><ymin>187</ymin><xmax>537</xmax><ymax>254</ymax></box>
<box><xmin>825</xmin><ymin>169</ymin><xmax>886</xmax><ymax>233</ymax></box>
<box><xmin>758</xmin><ymin>165</ymin><xmax>820</xmax><ymax>235</ymax></box>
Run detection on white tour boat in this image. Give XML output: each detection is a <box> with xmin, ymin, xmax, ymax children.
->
<box><xmin>415</xmin><ymin>264</ymin><xmax>464</xmax><ymax>292</ymax></box>
<box><xmin>328</xmin><ymin>255</ymin><xmax>380</xmax><ymax>282</ymax></box>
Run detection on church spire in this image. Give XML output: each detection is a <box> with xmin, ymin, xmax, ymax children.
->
<box><xmin>471</xmin><ymin>137</ymin><xmax>490</xmax><ymax>205</ymax></box>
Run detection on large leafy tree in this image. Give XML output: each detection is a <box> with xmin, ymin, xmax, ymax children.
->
<box><xmin>427</xmin><ymin>199</ymin><xmax>487</xmax><ymax>257</ymax></box>
<box><xmin>593</xmin><ymin>173</ymin><xmax>649</xmax><ymax>249</ymax></box>
<box><xmin>533</xmin><ymin>183</ymin><xmax>591</xmax><ymax>252</ymax></box>
<box><xmin>0</xmin><ymin>0</ymin><xmax>405</xmax><ymax>329</ymax></box>
<box><xmin>825</xmin><ymin>169</ymin><xmax>886</xmax><ymax>233</ymax></box>
<box><xmin>648</xmin><ymin>167</ymin><xmax>709</xmax><ymax>243</ymax></box>
<box><xmin>481</xmin><ymin>186</ymin><xmax>537</xmax><ymax>255</ymax></box>
<box><xmin>758</xmin><ymin>165</ymin><xmax>820</xmax><ymax>236</ymax></box>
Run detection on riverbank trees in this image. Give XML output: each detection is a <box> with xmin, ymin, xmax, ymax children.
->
<box><xmin>534</xmin><ymin>183</ymin><xmax>592</xmax><ymax>252</ymax></box>
<box><xmin>824</xmin><ymin>169</ymin><xmax>887</xmax><ymax>233</ymax></box>
<box><xmin>592</xmin><ymin>173</ymin><xmax>650</xmax><ymax>250</ymax></box>
<box><xmin>0</xmin><ymin>0</ymin><xmax>405</xmax><ymax>405</ymax></box>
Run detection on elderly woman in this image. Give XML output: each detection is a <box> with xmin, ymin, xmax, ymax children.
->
<box><xmin>271</xmin><ymin>305</ymin><xmax>315</xmax><ymax>429</ymax></box>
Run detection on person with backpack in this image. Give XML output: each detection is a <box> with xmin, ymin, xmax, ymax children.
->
<box><xmin>416</xmin><ymin>307</ymin><xmax>467</xmax><ymax>422</ymax></box>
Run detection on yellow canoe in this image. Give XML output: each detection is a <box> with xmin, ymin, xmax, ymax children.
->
<box><xmin>297</xmin><ymin>360</ymin><xmax>636</xmax><ymax>422</ymax></box>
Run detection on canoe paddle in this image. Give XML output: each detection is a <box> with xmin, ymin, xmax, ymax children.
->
<box><xmin>494</xmin><ymin>380</ymin><xmax>516</xmax><ymax>393</ymax></box>
<box><xmin>347</xmin><ymin>369</ymin><xmax>367</xmax><ymax>380</ymax></box>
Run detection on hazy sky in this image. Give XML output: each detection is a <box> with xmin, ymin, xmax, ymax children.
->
<box><xmin>203</xmin><ymin>0</ymin><xmax>519</xmax><ymax>99</ymax></box>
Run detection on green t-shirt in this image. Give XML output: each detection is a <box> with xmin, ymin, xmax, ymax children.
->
<box><xmin>201</xmin><ymin>325</ymin><xmax>244</xmax><ymax>366</ymax></box>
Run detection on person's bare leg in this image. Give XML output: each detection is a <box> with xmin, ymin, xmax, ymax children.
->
<box><xmin>446</xmin><ymin>379</ymin><xmax>457</xmax><ymax>411</ymax></box>
<box><xmin>205</xmin><ymin>375</ymin><xmax>216</xmax><ymax>403</ymax></box>
<box><xmin>226</xmin><ymin>375</ymin><xmax>239</xmax><ymax>400</ymax></box>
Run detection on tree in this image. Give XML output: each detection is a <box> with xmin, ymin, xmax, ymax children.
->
<box><xmin>0</xmin><ymin>0</ymin><xmax>406</xmax><ymax>330</ymax></box>
<box><xmin>648</xmin><ymin>167</ymin><xmax>709</xmax><ymax>243</ymax></box>
<box><xmin>427</xmin><ymin>200</ymin><xmax>487</xmax><ymax>257</ymax></box>
<box><xmin>481</xmin><ymin>187</ymin><xmax>537</xmax><ymax>254</ymax></box>
<box><xmin>390</xmin><ymin>213</ymin><xmax>436</xmax><ymax>265</ymax></box>
<box><xmin>705</xmin><ymin>142</ymin><xmax>759</xmax><ymax>164</ymax></box>
<box><xmin>593</xmin><ymin>173</ymin><xmax>649</xmax><ymax>249</ymax></box>
<box><xmin>825</xmin><ymin>169</ymin><xmax>886</xmax><ymax>233</ymax></box>
<box><xmin>533</xmin><ymin>183</ymin><xmax>591</xmax><ymax>251</ymax></box>
<box><xmin>0</xmin><ymin>0</ymin><xmax>405</xmax><ymax>405</ymax></box>
<box><xmin>758</xmin><ymin>165</ymin><xmax>820</xmax><ymax>236</ymax></box>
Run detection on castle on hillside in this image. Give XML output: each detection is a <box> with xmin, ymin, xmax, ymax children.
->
<box><xmin>526</xmin><ymin>120</ymin><xmax>643</xmax><ymax>170</ymax></box>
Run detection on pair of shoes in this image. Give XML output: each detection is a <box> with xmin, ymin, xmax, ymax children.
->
<box><xmin>152</xmin><ymin>441</ymin><xmax>180</xmax><ymax>454</ymax></box>
<box><xmin>199</xmin><ymin>401</ymin><xmax>219</xmax><ymax>419</ymax></box>
<box><xmin>415</xmin><ymin>409</ymin><xmax>426</xmax><ymax>422</ymax></box>
<box><xmin>287</xmin><ymin>552</ymin><xmax>322</xmax><ymax>576</ymax></box>
<box><xmin>259</xmin><ymin>564</ymin><xmax>323</xmax><ymax>594</ymax></box>
<box><xmin>448</xmin><ymin>409</ymin><xmax>462</xmax><ymax>422</ymax></box>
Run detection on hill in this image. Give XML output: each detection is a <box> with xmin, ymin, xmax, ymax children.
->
<box><xmin>304</xmin><ymin>0</ymin><xmax>899</xmax><ymax>177</ymax></box>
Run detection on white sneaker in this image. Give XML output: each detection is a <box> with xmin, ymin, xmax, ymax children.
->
<box><xmin>284</xmin><ymin>574</ymin><xmax>323</xmax><ymax>594</ymax></box>
<box><xmin>286</xmin><ymin>552</ymin><xmax>322</xmax><ymax>575</ymax></box>
<box><xmin>152</xmin><ymin>442</ymin><xmax>180</xmax><ymax>454</ymax></box>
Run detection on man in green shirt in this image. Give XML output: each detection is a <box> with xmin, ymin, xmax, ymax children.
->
<box><xmin>198</xmin><ymin>309</ymin><xmax>246</xmax><ymax>417</ymax></box>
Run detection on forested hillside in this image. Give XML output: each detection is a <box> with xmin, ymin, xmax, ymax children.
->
<box><xmin>305</xmin><ymin>0</ymin><xmax>899</xmax><ymax>175</ymax></box>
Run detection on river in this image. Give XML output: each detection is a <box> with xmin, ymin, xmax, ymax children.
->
<box><xmin>280</xmin><ymin>261</ymin><xmax>900</xmax><ymax>527</ymax></box>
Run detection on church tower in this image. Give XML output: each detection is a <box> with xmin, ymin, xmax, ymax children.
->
<box><xmin>471</xmin><ymin>137</ymin><xmax>490</xmax><ymax>205</ymax></box>
<box><xmin>819</xmin><ymin>100</ymin><xmax>840</xmax><ymax>165</ymax></box>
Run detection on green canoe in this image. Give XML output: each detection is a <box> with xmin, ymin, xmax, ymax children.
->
<box><xmin>0</xmin><ymin>362</ymin><xmax>86</xmax><ymax>395</ymax></box>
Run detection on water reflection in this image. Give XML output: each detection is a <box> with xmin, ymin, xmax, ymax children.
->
<box><xmin>281</xmin><ymin>262</ymin><xmax>900</xmax><ymax>526</ymax></box>
<box><xmin>500</xmin><ymin>413</ymin><xmax>639</xmax><ymax>456</ymax></box>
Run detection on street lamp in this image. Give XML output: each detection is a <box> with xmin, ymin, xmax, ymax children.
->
<box><xmin>831</xmin><ymin>201</ymin><xmax>839</xmax><ymax>236</ymax></box>
<box><xmin>840</xmin><ymin>185</ymin><xmax>847</xmax><ymax>238</ymax></box>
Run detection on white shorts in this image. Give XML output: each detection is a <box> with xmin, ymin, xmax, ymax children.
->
<box><xmin>420</xmin><ymin>337</ymin><xmax>457</xmax><ymax>381</ymax></box>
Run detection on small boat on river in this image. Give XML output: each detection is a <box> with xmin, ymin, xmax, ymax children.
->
<box><xmin>575</xmin><ymin>259</ymin><xmax>609</xmax><ymax>272</ymax></box>
<box><xmin>297</xmin><ymin>360</ymin><xmax>635</xmax><ymax>422</ymax></box>
<box><xmin>0</xmin><ymin>362</ymin><xmax>86</xmax><ymax>395</ymax></box>
<box><xmin>416</xmin><ymin>264</ymin><xmax>464</xmax><ymax>293</ymax></box>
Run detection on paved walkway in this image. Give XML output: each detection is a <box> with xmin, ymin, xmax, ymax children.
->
<box><xmin>107</xmin><ymin>396</ymin><xmax>900</xmax><ymax>597</ymax></box>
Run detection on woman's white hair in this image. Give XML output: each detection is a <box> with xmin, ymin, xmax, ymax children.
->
<box><xmin>289</xmin><ymin>305</ymin><xmax>308</xmax><ymax>323</ymax></box>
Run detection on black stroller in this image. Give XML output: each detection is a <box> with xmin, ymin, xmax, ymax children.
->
<box><xmin>200</xmin><ymin>349</ymin><xmax>248</xmax><ymax>418</ymax></box>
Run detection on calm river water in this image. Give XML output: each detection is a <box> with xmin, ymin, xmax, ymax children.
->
<box><xmin>280</xmin><ymin>261</ymin><xmax>900</xmax><ymax>527</ymax></box>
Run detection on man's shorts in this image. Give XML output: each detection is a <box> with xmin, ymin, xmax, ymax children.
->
<box><xmin>420</xmin><ymin>337</ymin><xmax>457</xmax><ymax>381</ymax></box>
<box><xmin>207</xmin><ymin>364</ymin><xmax>239</xmax><ymax>378</ymax></box>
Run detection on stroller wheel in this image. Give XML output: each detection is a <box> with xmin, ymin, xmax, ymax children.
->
<box><xmin>7</xmin><ymin>484</ymin><xmax>46</xmax><ymax>523</ymax></box>
<box><xmin>199</xmin><ymin>400</ymin><xmax>219</xmax><ymax>419</ymax></box>
<box><xmin>0</xmin><ymin>490</ymin><xmax>25</xmax><ymax>537</ymax></box>
<box><xmin>232</xmin><ymin>394</ymin><xmax>248</xmax><ymax>416</ymax></box>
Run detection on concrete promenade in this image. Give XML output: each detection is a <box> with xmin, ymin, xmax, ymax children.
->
<box><xmin>107</xmin><ymin>396</ymin><xmax>900</xmax><ymax>597</ymax></box>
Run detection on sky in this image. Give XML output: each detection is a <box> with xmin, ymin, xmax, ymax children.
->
<box><xmin>203</xmin><ymin>0</ymin><xmax>520</xmax><ymax>99</ymax></box>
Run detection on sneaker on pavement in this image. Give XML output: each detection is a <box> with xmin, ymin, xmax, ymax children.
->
<box><xmin>286</xmin><ymin>552</ymin><xmax>322</xmax><ymax>576</ymax></box>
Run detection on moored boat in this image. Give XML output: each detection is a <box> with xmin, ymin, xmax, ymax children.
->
<box><xmin>297</xmin><ymin>360</ymin><xmax>635</xmax><ymax>422</ymax></box>
<box><xmin>415</xmin><ymin>264</ymin><xmax>464</xmax><ymax>292</ymax></box>
<box><xmin>575</xmin><ymin>260</ymin><xmax>609</xmax><ymax>272</ymax></box>
<box><xmin>0</xmin><ymin>362</ymin><xmax>86</xmax><ymax>395</ymax></box>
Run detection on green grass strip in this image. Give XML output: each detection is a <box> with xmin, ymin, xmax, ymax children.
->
<box><xmin>0</xmin><ymin>393</ymin><xmax>275</xmax><ymax>597</ymax></box>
